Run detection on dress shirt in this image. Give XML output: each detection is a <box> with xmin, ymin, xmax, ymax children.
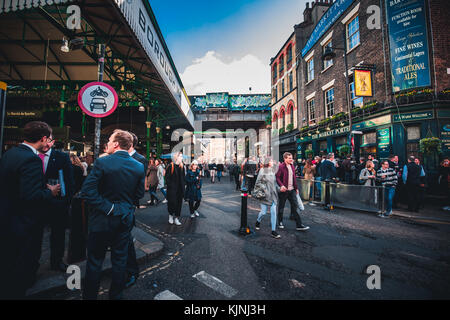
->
<box><xmin>21</xmin><ymin>142</ymin><xmax>38</xmax><ymax>155</ymax></box>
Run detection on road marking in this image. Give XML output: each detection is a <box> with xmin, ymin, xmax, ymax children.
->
<box><xmin>154</xmin><ymin>290</ymin><xmax>183</xmax><ymax>300</ymax></box>
<box><xmin>193</xmin><ymin>271</ymin><xmax>238</xmax><ymax>298</ymax></box>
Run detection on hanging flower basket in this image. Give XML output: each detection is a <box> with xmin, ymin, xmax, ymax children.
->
<box><xmin>419</xmin><ymin>137</ymin><xmax>442</xmax><ymax>155</ymax></box>
<box><xmin>337</xmin><ymin>144</ymin><xmax>351</xmax><ymax>157</ymax></box>
<box><xmin>305</xmin><ymin>149</ymin><xmax>314</xmax><ymax>159</ymax></box>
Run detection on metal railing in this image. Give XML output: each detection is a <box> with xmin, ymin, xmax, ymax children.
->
<box><xmin>298</xmin><ymin>178</ymin><xmax>386</xmax><ymax>214</ymax></box>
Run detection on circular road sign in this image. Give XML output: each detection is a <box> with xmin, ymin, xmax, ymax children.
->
<box><xmin>78</xmin><ymin>82</ymin><xmax>118</xmax><ymax>118</ymax></box>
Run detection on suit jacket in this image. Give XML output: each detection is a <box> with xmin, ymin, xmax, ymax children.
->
<box><xmin>320</xmin><ymin>160</ymin><xmax>337</xmax><ymax>181</ymax></box>
<box><xmin>0</xmin><ymin>144</ymin><xmax>53</xmax><ymax>235</ymax></box>
<box><xmin>275</xmin><ymin>162</ymin><xmax>298</xmax><ymax>191</ymax></box>
<box><xmin>165</xmin><ymin>162</ymin><xmax>185</xmax><ymax>211</ymax></box>
<box><xmin>80</xmin><ymin>151</ymin><xmax>145</xmax><ymax>232</ymax></box>
<box><xmin>131</xmin><ymin>151</ymin><xmax>148</xmax><ymax>176</ymax></box>
<box><xmin>44</xmin><ymin>149</ymin><xmax>75</xmax><ymax>210</ymax></box>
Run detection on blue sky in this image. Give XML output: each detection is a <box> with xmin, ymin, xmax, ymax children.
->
<box><xmin>150</xmin><ymin>0</ymin><xmax>308</xmax><ymax>95</ymax></box>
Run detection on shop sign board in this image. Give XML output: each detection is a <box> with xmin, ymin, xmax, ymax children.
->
<box><xmin>377</xmin><ymin>128</ymin><xmax>391</xmax><ymax>158</ymax></box>
<box><xmin>386</xmin><ymin>0</ymin><xmax>431</xmax><ymax>92</ymax></box>
<box><xmin>441</xmin><ymin>123</ymin><xmax>450</xmax><ymax>153</ymax></box>
<box><xmin>393</xmin><ymin>111</ymin><xmax>433</xmax><ymax>122</ymax></box>
<box><xmin>352</xmin><ymin>115</ymin><xmax>391</xmax><ymax>130</ymax></box>
<box><xmin>354</xmin><ymin>69</ymin><xmax>373</xmax><ymax>97</ymax></box>
<box><xmin>6</xmin><ymin>110</ymin><xmax>42</xmax><ymax>118</ymax></box>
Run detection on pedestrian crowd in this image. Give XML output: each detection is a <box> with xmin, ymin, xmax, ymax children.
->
<box><xmin>0</xmin><ymin>121</ymin><xmax>206</xmax><ymax>300</ymax></box>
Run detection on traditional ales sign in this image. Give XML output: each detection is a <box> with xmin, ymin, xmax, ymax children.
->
<box><xmin>386</xmin><ymin>0</ymin><xmax>431</xmax><ymax>92</ymax></box>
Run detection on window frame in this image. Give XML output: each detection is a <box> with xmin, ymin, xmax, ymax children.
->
<box><xmin>307</xmin><ymin>98</ymin><xmax>315</xmax><ymax>123</ymax></box>
<box><xmin>349</xmin><ymin>81</ymin><xmax>363</xmax><ymax>108</ymax></box>
<box><xmin>306</xmin><ymin>57</ymin><xmax>314</xmax><ymax>83</ymax></box>
<box><xmin>346</xmin><ymin>15</ymin><xmax>360</xmax><ymax>52</ymax></box>
<box><xmin>323</xmin><ymin>40</ymin><xmax>333</xmax><ymax>70</ymax></box>
<box><xmin>324</xmin><ymin>87</ymin><xmax>335</xmax><ymax>118</ymax></box>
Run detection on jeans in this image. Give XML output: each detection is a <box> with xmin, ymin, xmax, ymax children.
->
<box><xmin>160</xmin><ymin>187</ymin><xmax>167</xmax><ymax>199</ymax></box>
<box><xmin>217</xmin><ymin>171</ymin><xmax>222</xmax><ymax>181</ymax></box>
<box><xmin>315</xmin><ymin>177</ymin><xmax>322</xmax><ymax>200</ymax></box>
<box><xmin>257</xmin><ymin>201</ymin><xmax>277</xmax><ymax>231</ymax></box>
<box><xmin>189</xmin><ymin>200</ymin><xmax>201</xmax><ymax>215</ymax></box>
<box><xmin>149</xmin><ymin>186</ymin><xmax>160</xmax><ymax>203</ymax></box>
<box><xmin>384</xmin><ymin>186</ymin><xmax>396</xmax><ymax>215</ymax></box>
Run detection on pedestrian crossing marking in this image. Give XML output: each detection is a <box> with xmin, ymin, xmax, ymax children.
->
<box><xmin>154</xmin><ymin>290</ymin><xmax>183</xmax><ymax>300</ymax></box>
<box><xmin>193</xmin><ymin>271</ymin><xmax>238</xmax><ymax>298</ymax></box>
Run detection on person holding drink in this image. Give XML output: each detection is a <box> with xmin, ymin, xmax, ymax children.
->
<box><xmin>377</xmin><ymin>160</ymin><xmax>398</xmax><ymax>218</ymax></box>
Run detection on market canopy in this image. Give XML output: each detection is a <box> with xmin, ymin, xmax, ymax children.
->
<box><xmin>0</xmin><ymin>0</ymin><xmax>194</xmax><ymax>129</ymax></box>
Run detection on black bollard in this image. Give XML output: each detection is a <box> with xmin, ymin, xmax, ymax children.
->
<box><xmin>239</xmin><ymin>187</ymin><xmax>251</xmax><ymax>236</ymax></box>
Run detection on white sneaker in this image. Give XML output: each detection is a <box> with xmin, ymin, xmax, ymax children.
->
<box><xmin>191</xmin><ymin>214</ymin><xmax>195</xmax><ymax>218</ymax></box>
<box><xmin>174</xmin><ymin>218</ymin><xmax>181</xmax><ymax>226</ymax></box>
<box><xmin>168</xmin><ymin>215</ymin><xmax>174</xmax><ymax>224</ymax></box>
<box><xmin>195</xmin><ymin>210</ymin><xmax>200</xmax><ymax>217</ymax></box>
<box><xmin>278</xmin><ymin>222</ymin><xmax>285</xmax><ymax>229</ymax></box>
<box><xmin>162</xmin><ymin>199</ymin><xmax>168</xmax><ymax>204</ymax></box>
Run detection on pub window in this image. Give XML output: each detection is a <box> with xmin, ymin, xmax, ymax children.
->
<box><xmin>335</xmin><ymin>136</ymin><xmax>347</xmax><ymax>146</ymax></box>
<box><xmin>346</xmin><ymin>15</ymin><xmax>360</xmax><ymax>51</ymax></box>
<box><xmin>362</xmin><ymin>132</ymin><xmax>376</xmax><ymax>145</ymax></box>
<box><xmin>307</xmin><ymin>98</ymin><xmax>315</xmax><ymax>123</ymax></box>
<box><xmin>282</xmin><ymin>79</ymin><xmax>285</xmax><ymax>97</ymax></box>
<box><xmin>407</xmin><ymin>126</ymin><xmax>421</xmax><ymax>141</ymax></box>
<box><xmin>273</xmin><ymin>114</ymin><xmax>278</xmax><ymax>130</ymax></box>
<box><xmin>325</xmin><ymin>87</ymin><xmax>335</xmax><ymax>117</ymax></box>
<box><xmin>306</xmin><ymin>57</ymin><xmax>314</xmax><ymax>82</ymax></box>
<box><xmin>323</xmin><ymin>40</ymin><xmax>333</xmax><ymax>70</ymax></box>
<box><xmin>279</xmin><ymin>55</ymin><xmax>284</xmax><ymax>76</ymax></box>
<box><xmin>280</xmin><ymin>110</ymin><xmax>285</xmax><ymax>129</ymax></box>
<box><xmin>319</xmin><ymin>140</ymin><xmax>328</xmax><ymax>153</ymax></box>
<box><xmin>289</xmin><ymin>105</ymin><xmax>294</xmax><ymax>125</ymax></box>
<box><xmin>287</xmin><ymin>45</ymin><xmax>293</xmax><ymax>66</ymax></box>
<box><xmin>272</xmin><ymin>63</ymin><xmax>277</xmax><ymax>83</ymax></box>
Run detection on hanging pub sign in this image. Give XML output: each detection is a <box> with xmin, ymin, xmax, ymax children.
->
<box><xmin>386</xmin><ymin>0</ymin><xmax>431</xmax><ymax>92</ymax></box>
<box><xmin>78</xmin><ymin>82</ymin><xmax>118</xmax><ymax>118</ymax></box>
<box><xmin>354</xmin><ymin>69</ymin><xmax>373</xmax><ymax>97</ymax></box>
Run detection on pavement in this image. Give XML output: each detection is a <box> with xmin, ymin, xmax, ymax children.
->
<box><xmin>26</xmin><ymin>212</ymin><xmax>164</xmax><ymax>298</ymax></box>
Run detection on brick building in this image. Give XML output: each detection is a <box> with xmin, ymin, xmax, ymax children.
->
<box><xmin>294</xmin><ymin>0</ymin><xmax>449</xmax><ymax>185</ymax></box>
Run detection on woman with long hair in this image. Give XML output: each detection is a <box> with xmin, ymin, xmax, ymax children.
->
<box><xmin>165</xmin><ymin>152</ymin><xmax>185</xmax><ymax>226</ymax></box>
<box><xmin>303</xmin><ymin>159</ymin><xmax>316</xmax><ymax>200</ymax></box>
<box><xmin>156</xmin><ymin>159</ymin><xmax>168</xmax><ymax>203</ymax></box>
<box><xmin>254</xmin><ymin>157</ymin><xmax>281</xmax><ymax>239</ymax></box>
<box><xmin>146</xmin><ymin>159</ymin><xmax>161</xmax><ymax>206</ymax></box>
<box><xmin>185</xmin><ymin>160</ymin><xmax>202</xmax><ymax>218</ymax></box>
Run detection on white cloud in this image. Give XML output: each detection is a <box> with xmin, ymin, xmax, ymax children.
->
<box><xmin>180</xmin><ymin>51</ymin><xmax>271</xmax><ymax>95</ymax></box>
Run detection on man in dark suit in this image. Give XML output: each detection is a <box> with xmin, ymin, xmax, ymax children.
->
<box><xmin>0</xmin><ymin>121</ymin><xmax>60</xmax><ymax>299</ymax></box>
<box><xmin>125</xmin><ymin>132</ymin><xmax>148</xmax><ymax>288</ymax></box>
<box><xmin>39</xmin><ymin>136</ymin><xmax>75</xmax><ymax>272</ymax></box>
<box><xmin>80</xmin><ymin>130</ymin><xmax>145</xmax><ymax>300</ymax></box>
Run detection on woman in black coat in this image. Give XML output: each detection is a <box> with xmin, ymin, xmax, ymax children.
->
<box><xmin>165</xmin><ymin>152</ymin><xmax>185</xmax><ymax>226</ymax></box>
<box><xmin>185</xmin><ymin>160</ymin><xmax>202</xmax><ymax>218</ymax></box>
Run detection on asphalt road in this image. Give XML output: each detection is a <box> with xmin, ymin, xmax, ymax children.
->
<box><xmin>47</xmin><ymin>178</ymin><xmax>450</xmax><ymax>300</ymax></box>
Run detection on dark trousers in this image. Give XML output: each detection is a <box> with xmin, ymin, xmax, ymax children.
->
<box><xmin>247</xmin><ymin>176</ymin><xmax>256</xmax><ymax>192</ymax></box>
<box><xmin>149</xmin><ymin>185</ymin><xmax>160</xmax><ymax>203</ymax></box>
<box><xmin>170</xmin><ymin>196</ymin><xmax>183</xmax><ymax>217</ymax></box>
<box><xmin>234</xmin><ymin>174</ymin><xmax>240</xmax><ymax>190</ymax></box>
<box><xmin>49</xmin><ymin>208</ymin><xmax>68</xmax><ymax>266</ymax></box>
<box><xmin>2</xmin><ymin>217</ymin><xmax>44</xmax><ymax>299</ymax></box>
<box><xmin>83</xmin><ymin>222</ymin><xmax>131</xmax><ymax>300</ymax></box>
<box><xmin>277</xmin><ymin>190</ymin><xmax>303</xmax><ymax>227</ymax></box>
<box><xmin>189</xmin><ymin>200</ymin><xmax>201</xmax><ymax>214</ymax></box>
<box><xmin>126</xmin><ymin>235</ymin><xmax>139</xmax><ymax>277</ymax></box>
<box><xmin>406</xmin><ymin>183</ymin><xmax>420</xmax><ymax>211</ymax></box>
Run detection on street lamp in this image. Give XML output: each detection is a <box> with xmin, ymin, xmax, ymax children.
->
<box><xmin>321</xmin><ymin>30</ymin><xmax>353</xmax><ymax>158</ymax></box>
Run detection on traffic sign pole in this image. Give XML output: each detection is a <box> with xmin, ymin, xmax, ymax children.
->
<box><xmin>94</xmin><ymin>44</ymin><xmax>105</xmax><ymax>160</ymax></box>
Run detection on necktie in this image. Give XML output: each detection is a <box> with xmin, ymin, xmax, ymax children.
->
<box><xmin>39</xmin><ymin>153</ymin><xmax>46</xmax><ymax>174</ymax></box>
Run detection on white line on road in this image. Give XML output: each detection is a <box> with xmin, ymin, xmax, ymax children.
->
<box><xmin>154</xmin><ymin>290</ymin><xmax>183</xmax><ymax>300</ymax></box>
<box><xmin>193</xmin><ymin>271</ymin><xmax>238</xmax><ymax>298</ymax></box>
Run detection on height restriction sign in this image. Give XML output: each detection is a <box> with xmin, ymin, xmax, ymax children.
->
<box><xmin>78</xmin><ymin>82</ymin><xmax>118</xmax><ymax>118</ymax></box>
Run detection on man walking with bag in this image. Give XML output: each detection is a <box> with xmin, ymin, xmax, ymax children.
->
<box><xmin>275</xmin><ymin>152</ymin><xmax>309</xmax><ymax>231</ymax></box>
<box><xmin>80</xmin><ymin>130</ymin><xmax>145</xmax><ymax>300</ymax></box>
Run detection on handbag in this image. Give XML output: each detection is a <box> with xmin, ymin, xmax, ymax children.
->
<box><xmin>251</xmin><ymin>176</ymin><xmax>267</xmax><ymax>200</ymax></box>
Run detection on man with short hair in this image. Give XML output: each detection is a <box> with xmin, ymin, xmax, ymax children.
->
<box><xmin>377</xmin><ymin>160</ymin><xmax>398</xmax><ymax>218</ymax></box>
<box><xmin>0</xmin><ymin>121</ymin><xmax>60</xmax><ymax>298</ymax></box>
<box><xmin>320</xmin><ymin>153</ymin><xmax>337</xmax><ymax>181</ymax></box>
<box><xmin>275</xmin><ymin>152</ymin><xmax>309</xmax><ymax>231</ymax></box>
<box><xmin>81</xmin><ymin>130</ymin><xmax>145</xmax><ymax>300</ymax></box>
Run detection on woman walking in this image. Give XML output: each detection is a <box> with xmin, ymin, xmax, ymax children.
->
<box><xmin>146</xmin><ymin>159</ymin><xmax>161</xmax><ymax>206</ymax></box>
<box><xmin>254</xmin><ymin>158</ymin><xmax>281</xmax><ymax>239</ymax></box>
<box><xmin>185</xmin><ymin>160</ymin><xmax>202</xmax><ymax>218</ymax></box>
<box><xmin>165</xmin><ymin>152</ymin><xmax>185</xmax><ymax>226</ymax></box>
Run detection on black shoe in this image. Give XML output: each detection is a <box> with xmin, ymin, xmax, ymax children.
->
<box><xmin>51</xmin><ymin>261</ymin><xmax>69</xmax><ymax>273</ymax></box>
<box><xmin>271</xmin><ymin>231</ymin><xmax>281</xmax><ymax>239</ymax></box>
<box><xmin>125</xmin><ymin>275</ymin><xmax>137</xmax><ymax>288</ymax></box>
<box><xmin>296</xmin><ymin>224</ymin><xmax>310</xmax><ymax>231</ymax></box>
<box><xmin>255</xmin><ymin>221</ymin><xmax>261</xmax><ymax>231</ymax></box>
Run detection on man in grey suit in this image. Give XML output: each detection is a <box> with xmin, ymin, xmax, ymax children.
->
<box><xmin>81</xmin><ymin>130</ymin><xmax>145</xmax><ymax>300</ymax></box>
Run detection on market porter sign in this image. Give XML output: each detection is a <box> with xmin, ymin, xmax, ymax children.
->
<box><xmin>386</xmin><ymin>0</ymin><xmax>431</xmax><ymax>92</ymax></box>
